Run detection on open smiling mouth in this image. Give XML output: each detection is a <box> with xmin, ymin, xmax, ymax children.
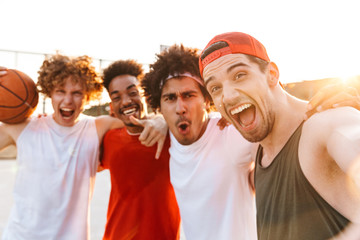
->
<box><xmin>120</xmin><ymin>105</ymin><xmax>139</xmax><ymax>116</ymax></box>
<box><xmin>60</xmin><ymin>108</ymin><xmax>75</xmax><ymax>118</ymax></box>
<box><xmin>230</xmin><ymin>103</ymin><xmax>256</xmax><ymax>127</ymax></box>
<box><xmin>122</xmin><ymin>108</ymin><xmax>137</xmax><ymax>115</ymax></box>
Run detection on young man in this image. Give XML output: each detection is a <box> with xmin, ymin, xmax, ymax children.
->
<box><xmin>0</xmin><ymin>55</ymin><xmax>166</xmax><ymax>240</ymax></box>
<box><xmin>200</xmin><ymin>32</ymin><xmax>360</xmax><ymax>240</ymax></box>
<box><xmin>99</xmin><ymin>59</ymin><xmax>180</xmax><ymax>240</ymax></box>
<box><xmin>141</xmin><ymin>45</ymin><xmax>256</xmax><ymax>240</ymax></box>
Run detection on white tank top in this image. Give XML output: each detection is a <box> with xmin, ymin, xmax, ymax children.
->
<box><xmin>2</xmin><ymin>114</ymin><xmax>99</xmax><ymax>240</ymax></box>
<box><xmin>169</xmin><ymin>116</ymin><xmax>257</xmax><ymax>240</ymax></box>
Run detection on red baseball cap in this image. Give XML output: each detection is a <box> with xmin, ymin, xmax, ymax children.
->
<box><xmin>199</xmin><ymin>32</ymin><xmax>270</xmax><ymax>77</ymax></box>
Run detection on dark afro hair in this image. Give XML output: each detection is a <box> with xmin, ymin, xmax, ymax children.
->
<box><xmin>102</xmin><ymin>59</ymin><xmax>143</xmax><ymax>92</ymax></box>
<box><xmin>141</xmin><ymin>44</ymin><xmax>211</xmax><ymax>111</ymax></box>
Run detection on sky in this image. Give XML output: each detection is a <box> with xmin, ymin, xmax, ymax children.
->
<box><xmin>1</xmin><ymin>0</ymin><xmax>360</xmax><ymax>85</ymax></box>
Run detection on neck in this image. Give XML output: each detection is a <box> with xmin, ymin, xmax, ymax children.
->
<box><xmin>260</xmin><ymin>93</ymin><xmax>307</xmax><ymax>162</ymax></box>
<box><xmin>126</xmin><ymin>125</ymin><xmax>144</xmax><ymax>134</ymax></box>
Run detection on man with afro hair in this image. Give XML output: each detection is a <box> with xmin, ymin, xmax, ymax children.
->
<box><xmin>141</xmin><ymin>45</ymin><xmax>257</xmax><ymax>240</ymax></box>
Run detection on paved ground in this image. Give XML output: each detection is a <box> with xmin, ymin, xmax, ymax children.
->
<box><xmin>0</xmin><ymin>159</ymin><xmax>185</xmax><ymax>239</ymax></box>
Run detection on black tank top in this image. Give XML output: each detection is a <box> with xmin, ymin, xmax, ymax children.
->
<box><xmin>255</xmin><ymin>122</ymin><xmax>349</xmax><ymax>240</ymax></box>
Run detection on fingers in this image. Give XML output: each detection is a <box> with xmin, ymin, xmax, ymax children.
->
<box><xmin>307</xmin><ymin>84</ymin><xmax>343</xmax><ymax>111</ymax></box>
<box><xmin>129</xmin><ymin>116</ymin><xmax>144</xmax><ymax>127</ymax></box>
<box><xmin>135</xmin><ymin>115</ymin><xmax>168</xmax><ymax>159</ymax></box>
<box><xmin>306</xmin><ymin>82</ymin><xmax>360</xmax><ymax>119</ymax></box>
<box><xmin>138</xmin><ymin>124</ymin><xmax>151</xmax><ymax>143</ymax></box>
<box><xmin>130</xmin><ymin>116</ymin><xmax>155</xmax><ymax>144</ymax></box>
<box><xmin>0</xmin><ymin>66</ymin><xmax>8</xmax><ymax>76</ymax></box>
<box><xmin>142</xmin><ymin>132</ymin><xmax>160</xmax><ymax>147</ymax></box>
<box><xmin>318</xmin><ymin>92</ymin><xmax>350</xmax><ymax>111</ymax></box>
<box><xmin>155</xmin><ymin>137</ymin><xmax>165</xmax><ymax>159</ymax></box>
<box><xmin>305</xmin><ymin>92</ymin><xmax>360</xmax><ymax>119</ymax></box>
<box><xmin>333</xmin><ymin>99</ymin><xmax>360</xmax><ymax>110</ymax></box>
<box><xmin>217</xmin><ymin>117</ymin><xmax>230</xmax><ymax>130</ymax></box>
<box><xmin>37</xmin><ymin>113</ymin><xmax>47</xmax><ymax>118</ymax></box>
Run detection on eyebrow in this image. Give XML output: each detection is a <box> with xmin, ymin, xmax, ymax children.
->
<box><xmin>227</xmin><ymin>62</ymin><xmax>249</xmax><ymax>73</ymax></box>
<box><xmin>110</xmin><ymin>84</ymin><xmax>136</xmax><ymax>96</ymax></box>
<box><xmin>126</xmin><ymin>84</ymin><xmax>136</xmax><ymax>90</ymax></box>
<box><xmin>204</xmin><ymin>62</ymin><xmax>250</xmax><ymax>88</ymax></box>
<box><xmin>161</xmin><ymin>90</ymin><xmax>198</xmax><ymax>98</ymax></box>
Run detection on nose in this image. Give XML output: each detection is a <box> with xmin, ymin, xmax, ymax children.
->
<box><xmin>222</xmin><ymin>81</ymin><xmax>239</xmax><ymax>106</ymax></box>
<box><xmin>121</xmin><ymin>95</ymin><xmax>132</xmax><ymax>106</ymax></box>
<box><xmin>175</xmin><ymin>98</ymin><xmax>186</xmax><ymax>115</ymax></box>
<box><xmin>63</xmin><ymin>93</ymin><xmax>73</xmax><ymax>104</ymax></box>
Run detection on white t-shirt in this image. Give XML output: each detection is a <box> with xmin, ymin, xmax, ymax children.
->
<box><xmin>2</xmin><ymin>114</ymin><xmax>99</xmax><ymax>240</ymax></box>
<box><xmin>169</xmin><ymin>116</ymin><xmax>257</xmax><ymax>240</ymax></box>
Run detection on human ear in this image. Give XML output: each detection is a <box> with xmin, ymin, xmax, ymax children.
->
<box><xmin>109</xmin><ymin>102</ymin><xmax>115</xmax><ymax>117</ymax></box>
<box><xmin>267</xmin><ymin>62</ymin><xmax>280</xmax><ymax>87</ymax></box>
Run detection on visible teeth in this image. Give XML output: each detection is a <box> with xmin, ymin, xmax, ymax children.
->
<box><xmin>123</xmin><ymin>108</ymin><xmax>136</xmax><ymax>115</ymax></box>
<box><xmin>230</xmin><ymin>104</ymin><xmax>252</xmax><ymax>115</ymax></box>
<box><xmin>61</xmin><ymin>108</ymin><xmax>73</xmax><ymax>112</ymax></box>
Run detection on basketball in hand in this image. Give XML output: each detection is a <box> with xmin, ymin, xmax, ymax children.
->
<box><xmin>0</xmin><ymin>69</ymin><xmax>39</xmax><ymax>124</ymax></box>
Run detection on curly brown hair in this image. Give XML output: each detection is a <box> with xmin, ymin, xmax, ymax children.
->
<box><xmin>141</xmin><ymin>44</ymin><xmax>213</xmax><ymax>111</ymax></box>
<box><xmin>37</xmin><ymin>54</ymin><xmax>103</xmax><ymax>101</ymax></box>
<box><xmin>102</xmin><ymin>59</ymin><xmax>143</xmax><ymax>92</ymax></box>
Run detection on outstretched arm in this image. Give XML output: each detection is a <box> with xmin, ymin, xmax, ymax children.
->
<box><xmin>312</xmin><ymin>108</ymin><xmax>360</xmax><ymax>238</ymax></box>
<box><xmin>96</xmin><ymin>114</ymin><xmax>168</xmax><ymax>160</ymax></box>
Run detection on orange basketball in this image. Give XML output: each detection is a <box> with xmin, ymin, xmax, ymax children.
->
<box><xmin>0</xmin><ymin>69</ymin><xmax>39</xmax><ymax>124</ymax></box>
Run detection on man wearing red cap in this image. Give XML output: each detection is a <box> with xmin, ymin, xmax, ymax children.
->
<box><xmin>200</xmin><ymin>32</ymin><xmax>360</xmax><ymax>240</ymax></box>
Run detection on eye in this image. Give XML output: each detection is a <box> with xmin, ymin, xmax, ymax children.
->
<box><xmin>184</xmin><ymin>93</ymin><xmax>195</xmax><ymax>98</ymax></box>
<box><xmin>235</xmin><ymin>72</ymin><xmax>246</xmax><ymax>80</ymax></box>
<box><xmin>164</xmin><ymin>94</ymin><xmax>176</xmax><ymax>102</ymax></box>
<box><xmin>129</xmin><ymin>91</ymin><xmax>139</xmax><ymax>97</ymax></box>
<box><xmin>111</xmin><ymin>96</ymin><xmax>120</xmax><ymax>102</ymax></box>
<box><xmin>209</xmin><ymin>85</ymin><xmax>221</xmax><ymax>95</ymax></box>
<box><xmin>74</xmin><ymin>91</ymin><xmax>83</xmax><ymax>97</ymax></box>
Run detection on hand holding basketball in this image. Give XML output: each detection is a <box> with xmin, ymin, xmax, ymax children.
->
<box><xmin>0</xmin><ymin>68</ymin><xmax>39</xmax><ymax>124</ymax></box>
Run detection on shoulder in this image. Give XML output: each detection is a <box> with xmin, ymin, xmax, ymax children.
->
<box><xmin>207</xmin><ymin>115</ymin><xmax>253</xmax><ymax>150</ymax></box>
<box><xmin>226</xmin><ymin>125</ymin><xmax>253</xmax><ymax>149</ymax></box>
<box><xmin>104</xmin><ymin>127</ymin><xmax>123</xmax><ymax>139</ymax></box>
<box><xmin>300</xmin><ymin>107</ymin><xmax>360</xmax><ymax>171</ymax></box>
<box><xmin>306</xmin><ymin>106</ymin><xmax>359</xmax><ymax>124</ymax></box>
<box><xmin>219</xmin><ymin>124</ymin><xmax>254</xmax><ymax>164</ymax></box>
<box><xmin>95</xmin><ymin>115</ymin><xmax>123</xmax><ymax>127</ymax></box>
<box><xmin>95</xmin><ymin>115</ymin><xmax>124</xmax><ymax>131</ymax></box>
<box><xmin>95</xmin><ymin>115</ymin><xmax>124</xmax><ymax>140</ymax></box>
<box><xmin>303</xmin><ymin>107</ymin><xmax>360</xmax><ymax>138</ymax></box>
